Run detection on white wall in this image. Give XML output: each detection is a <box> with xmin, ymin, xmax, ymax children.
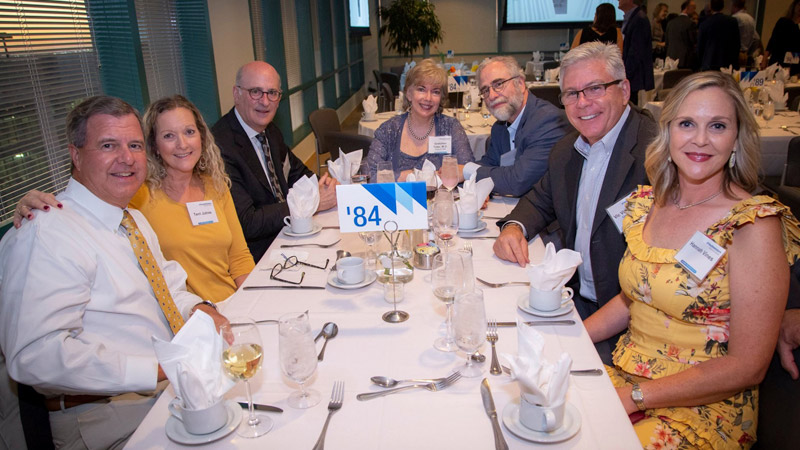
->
<box><xmin>207</xmin><ymin>0</ymin><xmax>254</xmax><ymax>114</ymax></box>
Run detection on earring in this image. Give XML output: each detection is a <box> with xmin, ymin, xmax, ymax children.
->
<box><xmin>667</xmin><ymin>155</ymin><xmax>672</xmax><ymax>163</ymax></box>
<box><xmin>728</xmin><ymin>151</ymin><xmax>736</xmax><ymax>169</ymax></box>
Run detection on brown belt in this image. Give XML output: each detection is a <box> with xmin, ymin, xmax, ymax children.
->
<box><xmin>45</xmin><ymin>394</ymin><xmax>111</xmax><ymax>411</ymax></box>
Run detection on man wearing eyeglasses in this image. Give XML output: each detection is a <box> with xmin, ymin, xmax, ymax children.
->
<box><xmin>462</xmin><ymin>56</ymin><xmax>570</xmax><ymax>197</ymax></box>
<box><xmin>212</xmin><ymin>61</ymin><xmax>338</xmax><ymax>262</ymax></box>
<box><xmin>493</xmin><ymin>43</ymin><xmax>656</xmax><ymax>363</ymax></box>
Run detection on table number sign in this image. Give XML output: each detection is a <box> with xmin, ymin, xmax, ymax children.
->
<box><xmin>336</xmin><ymin>182</ymin><xmax>428</xmax><ymax>232</ymax></box>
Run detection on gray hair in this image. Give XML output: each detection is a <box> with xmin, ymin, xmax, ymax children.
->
<box><xmin>476</xmin><ymin>56</ymin><xmax>524</xmax><ymax>84</ymax></box>
<box><xmin>67</xmin><ymin>96</ymin><xmax>140</xmax><ymax>148</ymax></box>
<box><xmin>559</xmin><ymin>42</ymin><xmax>626</xmax><ymax>91</ymax></box>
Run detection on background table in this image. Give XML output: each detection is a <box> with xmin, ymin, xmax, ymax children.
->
<box><xmin>125</xmin><ymin>199</ymin><xmax>640</xmax><ymax>449</ymax></box>
<box><xmin>359</xmin><ymin>111</ymin><xmax>492</xmax><ymax>160</ymax></box>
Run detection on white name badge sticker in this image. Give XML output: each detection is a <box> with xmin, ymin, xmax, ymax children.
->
<box><xmin>428</xmin><ymin>136</ymin><xmax>452</xmax><ymax>154</ymax></box>
<box><xmin>605</xmin><ymin>195</ymin><xmax>630</xmax><ymax>234</ymax></box>
<box><xmin>336</xmin><ymin>182</ymin><xmax>428</xmax><ymax>232</ymax></box>
<box><xmin>674</xmin><ymin>231</ymin><xmax>726</xmax><ymax>282</ymax></box>
<box><xmin>186</xmin><ymin>200</ymin><xmax>219</xmax><ymax>226</ymax></box>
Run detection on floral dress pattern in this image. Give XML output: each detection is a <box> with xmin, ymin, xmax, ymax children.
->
<box><xmin>607</xmin><ymin>186</ymin><xmax>800</xmax><ymax>450</ymax></box>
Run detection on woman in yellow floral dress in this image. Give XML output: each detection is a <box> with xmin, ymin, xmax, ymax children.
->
<box><xmin>585</xmin><ymin>71</ymin><xmax>800</xmax><ymax>449</ymax></box>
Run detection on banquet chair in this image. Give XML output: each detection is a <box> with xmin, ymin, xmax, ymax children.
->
<box><xmin>324</xmin><ymin>131</ymin><xmax>372</xmax><ymax>159</ymax></box>
<box><xmin>771</xmin><ymin>137</ymin><xmax>800</xmax><ymax>217</ymax></box>
<box><xmin>18</xmin><ymin>382</ymin><xmax>54</xmax><ymax>449</ymax></box>
<box><xmin>529</xmin><ymin>85</ymin><xmax>562</xmax><ymax>109</ymax></box>
<box><xmin>380</xmin><ymin>72</ymin><xmax>401</xmax><ymax>96</ymax></box>
<box><xmin>378</xmin><ymin>82</ymin><xmax>395</xmax><ymax>113</ymax></box>
<box><xmin>662</xmin><ymin>69</ymin><xmax>692</xmax><ymax>90</ymax></box>
<box><xmin>308</xmin><ymin>108</ymin><xmax>342</xmax><ymax>175</ymax></box>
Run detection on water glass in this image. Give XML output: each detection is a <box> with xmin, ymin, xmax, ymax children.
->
<box><xmin>278</xmin><ymin>311</ymin><xmax>320</xmax><ymax>408</ymax></box>
<box><xmin>763</xmin><ymin>100</ymin><xmax>775</xmax><ymax>122</ymax></box>
<box><xmin>453</xmin><ymin>289</ymin><xmax>487</xmax><ymax>377</ymax></box>
<box><xmin>431</xmin><ymin>253</ymin><xmax>465</xmax><ymax>352</ymax></box>
<box><xmin>376</xmin><ymin>161</ymin><xmax>395</xmax><ymax>183</ymax></box>
<box><xmin>352</xmin><ymin>161</ymin><xmax>370</xmax><ymax>184</ymax></box>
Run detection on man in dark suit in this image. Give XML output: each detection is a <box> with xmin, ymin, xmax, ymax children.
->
<box><xmin>666</xmin><ymin>0</ymin><xmax>698</xmax><ymax>69</ymax></box>
<box><xmin>697</xmin><ymin>0</ymin><xmax>740</xmax><ymax>71</ymax></box>
<box><xmin>211</xmin><ymin>61</ymin><xmax>337</xmax><ymax>262</ymax></box>
<box><xmin>462</xmin><ymin>56</ymin><xmax>571</xmax><ymax>197</ymax></box>
<box><xmin>493</xmin><ymin>42</ymin><xmax>656</xmax><ymax>363</ymax></box>
<box><xmin>619</xmin><ymin>0</ymin><xmax>654</xmax><ymax>101</ymax></box>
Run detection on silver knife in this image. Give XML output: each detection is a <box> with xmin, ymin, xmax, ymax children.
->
<box><xmin>480</xmin><ymin>378</ymin><xmax>509</xmax><ymax>450</ymax></box>
<box><xmin>243</xmin><ymin>285</ymin><xmax>326</xmax><ymax>290</ymax></box>
<box><xmin>495</xmin><ymin>320</ymin><xmax>575</xmax><ymax>327</ymax></box>
<box><xmin>236</xmin><ymin>402</ymin><xmax>283</xmax><ymax>413</ymax></box>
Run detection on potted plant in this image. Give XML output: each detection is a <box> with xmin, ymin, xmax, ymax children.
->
<box><xmin>378</xmin><ymin>0</ymin><xmax>443</xmax><ymax>58</ymax></box>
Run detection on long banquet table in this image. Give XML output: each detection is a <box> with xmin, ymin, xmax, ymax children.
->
<box><xmin>125</xmin><ymin>198</ymin><xmax>640</xmax><ymax>449</ymax></box>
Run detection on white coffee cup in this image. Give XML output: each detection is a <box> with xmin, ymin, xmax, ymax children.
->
<box><xmin>336</xmin><ymin>256</ymin><xmax>365</xmax><ymax>284</ymax></box>
<box><xmin>283</xmin><ymin>216</ymin><xmax>313</xmax><ymax>234</ymax></box>
<box><xmin>458</xmin><ymin>210</ymin><xmax>480</xmax><ymax>230</ymax></box>
<box><xmin>529</xmin><ymin>286</ymin><xmax>573</xmax><ymax>311</ymax></box>
<box><xmin>168</xmin><ymin>398</ymin><xmax>227</xmax><ymax>435</ymax></box>
<box><xmin>519</xmin><ymin>395</ymin><xmax>565</xmax><ymax>432</ymax></box>
<box><xmin>361</xmin><ymin>111</ymin><xmax>375</xmax><ymax>121</ymax></box>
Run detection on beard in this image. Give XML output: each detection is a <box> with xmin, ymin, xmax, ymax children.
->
<box><xmin>487</xmin><ymin>88</ymin><xmax>524</xmax><ymax>122</ymax></box>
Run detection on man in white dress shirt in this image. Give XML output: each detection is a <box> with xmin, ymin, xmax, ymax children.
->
<box><xmin>0</xmin><ymin>96</ymin><xmax>227</xmax><ymax>449</ymax></box>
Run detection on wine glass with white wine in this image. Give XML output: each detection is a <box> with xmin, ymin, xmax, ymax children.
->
<box><xmin>221</xmin><ymin>318</ymin><xmax>272</xmax><ymax>438</ymax></box>
<box><xmin>279</xmin><ymin>311</ymin><xmax>320</xmax><ymax>408</ymax></box>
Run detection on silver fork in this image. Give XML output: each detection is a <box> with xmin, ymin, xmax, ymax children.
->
<box><xmin>476</xmin><ymin>277</ymin><xmax>530</xmax><ymax>288</ymax></box>
<box><xmin>486</xmin><ymin>321</ymin><xmax>502</xmax><ymax>376</ymax></box>
<box><xmin>356</xmin><ymin>372</ymin><xmax>461</xmax><ymax>401</ymax></box>
<box><xmin>463</xmin><ymin>241</ymin><xmax>473</xmax><ymax>255</ymax></box>
<box><xmin>280</xmin><ymin>239</ymin><xmax>341</xmax><ymax>249</ymax></box>
<box><xmin>312</xmin><ymin>381</ymin><xmax>344</xmax><ymax>450</ymax></box>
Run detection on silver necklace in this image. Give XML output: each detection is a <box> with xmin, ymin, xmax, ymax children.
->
<box><xmin>407</xmin><ymin>115</ymin><xmax>435</xmax><ymax>141</ymax></box>
<box><xmin>673</xmin><ymin>188</ymin><xmax>723</xmax><ymax>210</ymax></box>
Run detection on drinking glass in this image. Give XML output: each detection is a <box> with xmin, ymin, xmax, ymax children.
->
<box><xmin>463</xmin><ymin>93</ymin><xmax>473</xmax><ymax>119</ymax></box>
<box><xmin>352</xmin><ymin>161</ymin><xmax>370</xmax><ymax>184</ymax></box>
<box><xmin>453</xmin><ymin>289</ymin><xmax>487</xmax><ymax>377</ymax></box>
<box><xmin>763</xmin><ymin>100</ymin><xmax>775</xmax><ymax>122</ymax></box>
<box><xmin>221</xmin><ymin>318</ymin><xmax>272</xmax><ymax>438</ymax></box>
<box><xmin>432</xmin><ymin>199</ymin><xmax>459</xmax><ymax>252</ymax></box>
<box><xmin>440</xmin><ymin>155</ymin><xmax>458</xmax><ymax>191</ymax></box>
<box><xmin>278</xmin><ymin>311</ymin><xmax>320</xmax><ymax>408</ymax></box>
<box><xmin>376</xmin><ymin>161</ymin><xmax>395</xmax><ymax>183</ymax></box>
<box><xmin>431</xmin><ymin>252</ymin><xmax>464</xmax><ymax>352</ymax></box>
<box><xmin>534</xmin><ymin>69</ymin><xmax>543</xmax><ymax>82</ymax></box>
<box><xmin>358</xmin><ymin>231</ymin><xmax>380</xmax><ymax>269</ymax></box>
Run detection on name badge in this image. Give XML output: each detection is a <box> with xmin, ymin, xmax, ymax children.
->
<box><xmin>605</xmin><ymin>195</ymin><xmax>630</xmax><ymax>234</ymax></box>
<box><xmin>336</xmin><ymin>182</ymin><xmax>428</xmax><ymax>232</ymax></box>
<box><xmin>428</xmin><ymin>136</ymin><xmax>452</xmax><ymax>154</ymax></box>
<box><xmin>186</xmin><ymin>200</ymin><xmax>219</xmax><ymax>226</ymax></box>
<box><xmin>674</xmin><ymin>231</ymin><xmax>726</xmax><ymax>282</ymax></box>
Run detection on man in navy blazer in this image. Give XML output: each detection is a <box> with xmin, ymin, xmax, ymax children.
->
<box><xmin>462</xmin><ymin>56</ymin><xmax>571</xmax><ymax>197</ymax></box>
<box><xmin>211</xmin><ymin>61</ymin><xmax>337</xmax><ymax>262</ymax></box>
<box><xmin>619</xmin><ymin>0</ymin><xmax>654</xmax><ymax>100</ymax></box>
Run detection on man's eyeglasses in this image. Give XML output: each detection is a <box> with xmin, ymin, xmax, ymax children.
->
<box><xmin>237</xmin><ymin>86</ymin><xmax>283</xmax><ymax>102</ymax></box>
<box><xmin>269</xmin><ymin>255</ymin><xmax>329</xmax><ymax>285</ymax></box>
<box><xmin>478</xmin><ymin>76</ymin><xmax>520</xmax><ymax>98</ymax></box>
<box><xmin>559</xmin><ymin>80</ymin><xmax>623</xmax><ymax>105</ymax></box>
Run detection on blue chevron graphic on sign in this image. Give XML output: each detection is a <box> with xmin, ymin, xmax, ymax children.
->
<box><xmin>362</xmin><ymin>183</ymin><xmax>398</xmax><ymax>213</ymax></box>
<box><xmin>362</xmin><ymin>182</ymin><xmax>426</xmax><ymax>214</ymax></box>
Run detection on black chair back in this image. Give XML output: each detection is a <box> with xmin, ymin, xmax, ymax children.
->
<box><xmin>308</xmin><ymin>108</ymin><xmax>341</xmax><ymax>174</ymax></box>
<box><xmin>529</xmin><ymin>85</ymin><xmax>562</xmax><ymax>109</ymax></box>
<box><xmin>18</xmin><ymin>383</ymin><xmax>54</xmax><ymax>449</ymax></box>
<box><xmin>324</xmin><ymin>131</ymin><xmax>373</xmax><ymax>158</ymax></box>
<box><xmin>378</xmin><ymin>82</ymin><xmax>395</xmax><ymax>113</ymax></box>
<box><xmin>662</xmin><ymin>69</ymin><xmax>693</xmax><ymax>90</ymax></box>
<box><xmin>379</xmin><ymin>72</ymin><xmax>401</xmax><ymax>96</ymax></box>
<box><xmin>783</xmin><ymin>137</ymin><xmax>800</xmax><ymax>187</ymax></box>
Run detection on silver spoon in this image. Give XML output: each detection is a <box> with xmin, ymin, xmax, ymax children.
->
<box><xmin>369</xmin><ymin>376</ymin><xmax>446</xmax><ymax>388</ymax></box>
<box><xmin>317</xmin><ymin>322</ymin><xmax>339</xmax><ymax>361</ymax></box>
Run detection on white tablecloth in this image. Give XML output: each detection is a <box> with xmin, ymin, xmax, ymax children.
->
<box><xmin>644</xmin><ymin>103</ymin><xmax>799</xmax><ymax>177</ymax></box>
<box><xmin>125</xmin><ymin>199</ymin><xmax>640</xmax><ymax>449</ymax></box>
<box><xmin>359</xmin><ymin>111</ymin><xmax>493</xmax><ymax>160</ymax></box>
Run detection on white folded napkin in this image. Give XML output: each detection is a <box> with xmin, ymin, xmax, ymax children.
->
<box><xmin>456</xmin><ymin>173</ymin><xmax>493</xmax><ymax>214</ymax></box>
<box><xmin>405</xmin><ymin>159</ymin><xmax>441</xmax><ymax>187</ymax></box>
<box><xmin>526</xmin><ymin>242</ymin><xmax>582</xmax><ymax>291</ymax></box>
<box><xmin>532</xmin><ymin>51</ymin><xmax>541</xmax><ymax>62</ymax></box>
<box><xmin>362</xmin><ymin>95</ymin><xmax>378</xmax><ymax>114</ymax></box>
<box><xmin>395</xmin><ymin>92</ymin><xmax>405</xmax><ymax>112</ymax></box>
<box><xmin>502</xmin><ymin>324</ymin><xmax>572</xmax><ymax>406</ymax></box>
<box><xmin>327</xmin><ymin>149</ymin><xmax>363</xmax><ymax>185</ymax></box>
<box><xmin>754</xmin><ymin>55</ymin><xmax>763</xmax><ymax>69</ymax></box>
<box><xmin>152</xmin><ymin>311</ymin><xmax>235</xmax><ymax>409</ymax></box>
<box><xmin>545</xmin><ymin>67</ymin><xmax>559</xmax><ymax>82</ymax></box>
<box><xmin>400</xmin><ymin>62</ymin><xmax>416</xmax><ymax>91</ymax></box>
<box><xmin>664</xmin><ymin>57</ymin><xmax>679</xmax><ymax>70</ymax></box>
<box><xmin>286</xmin><ymin>174</ymin><xmax>320</xmax><ymax>218</ymax></box>
<box><xmin>765</xmin><ymin>81</ymin><xmax>787</xmax><ymax>105</ymax></box>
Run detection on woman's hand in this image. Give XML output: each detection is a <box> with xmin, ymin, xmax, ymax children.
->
<box><xmin>13</xmin><ymin>190</ymin><xmax>61</xmax><ymax>228</ymax></box>
<box><xmin>397</xmin><ymin>169</ymin><xmax>413</xmax><ymax>182</ymax></box>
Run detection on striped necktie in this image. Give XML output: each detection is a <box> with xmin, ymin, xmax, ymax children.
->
<box><xmin>121</xmin><ymin>210</ymin><xmax>185</xmax><ymax>334</ymax></box>
<box><xmin>255</xmin><ymin>132</ymin><xmax>285</xmax><ymax>202</ymax></box>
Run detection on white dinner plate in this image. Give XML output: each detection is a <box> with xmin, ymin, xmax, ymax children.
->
<box><xmin>458</xmin><ymin>221</ymin><xmax>487</xmax><ymax>233</ymax></box>
<box><xmin>327</xmin><ymin>270</ymin><xmax>378</xmax><ymax>289</ymax></box>
<box><xmin>502</xmin><ymin>400</ymin><xmax>581</xmax><ymax>444</ymax></box>
<box><xmin>282</xmin><ymin>224</ymin><xmax>322</xmax><ymax>237</ymax></box>
<box><xmin>517</xmin><ymin>294</ymin><xmax>575</xmax><ymax>317</ymax></box>
<box><xmin>165</xmin><ymin>400</ymin><xmax>241</xmax><ymax>445</ymax></box>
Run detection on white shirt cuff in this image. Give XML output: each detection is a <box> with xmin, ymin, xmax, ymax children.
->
<box><xmin>124</xmin><ymin>355</ymin><xmax>159</xmax><ymax>392</ymax></box>
<box><xmin>462</xmin><ymin>162</ymin><xmax>480</xmax><ymax>181</ymax></box>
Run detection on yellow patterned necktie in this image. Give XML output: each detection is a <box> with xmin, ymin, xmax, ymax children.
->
<box><xmin>121</xmin><ymin>210</ymin><xmax>185</xmax><ymax>334</ymax></box>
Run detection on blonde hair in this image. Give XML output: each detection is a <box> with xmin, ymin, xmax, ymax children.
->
<box><xmin>402</xmin><ymin>59</ymin><xmax>448</xmax><ymax>111</ymax></box>
<box><xmin>143</xmin><ymin>95</ymin><xmax>230</xmax><ymax>197</ymax></box>
<box><xmin>645</xmin><ymin>71</ymin><xmax>760</xmax><ymax>206</ymax></box>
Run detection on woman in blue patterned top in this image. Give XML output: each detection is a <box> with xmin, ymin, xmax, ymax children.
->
<box><xmin>367</xmin><ymin>59</ymin><xmax>474</xmax><ymax>182</ymax></box>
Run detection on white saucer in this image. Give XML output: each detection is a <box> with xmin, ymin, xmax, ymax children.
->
<box><xmin>502</xmin><ymin>400</ymin><xmax>581</xmax><ymax>444</ymax></box>
<box><xmin>517</xmin><ymin>294</ymin><xmax>575</xmax><ymax>317</ymax></box>
<box><xmin>165</xmin><ymin>400</ymin><xmax>241</xmax><ymax>445</ymax></box>
<box><xmin>327</xmin><ymin>270</ymin><xmax>378</xmax><ymax>289</ymax></box>
<box><xmin>283</xmin><ymin>224</ymin><xmax>322</xmax><ymax>237</ymax></box>
<box><xmin>458</xmin><ymin>221</ymin><xmax>487</xmax><ymax>233</ymax></box>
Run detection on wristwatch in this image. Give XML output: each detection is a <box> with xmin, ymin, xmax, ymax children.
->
<box><xmin>191</xmin><ymin>300</ymin><xmax>218</xmax><ymax>314</ymax></box>
<box><xmin>631</xmin><ymin>383</ymin><xmax>646</xmax><ymax>411</ymax></box>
